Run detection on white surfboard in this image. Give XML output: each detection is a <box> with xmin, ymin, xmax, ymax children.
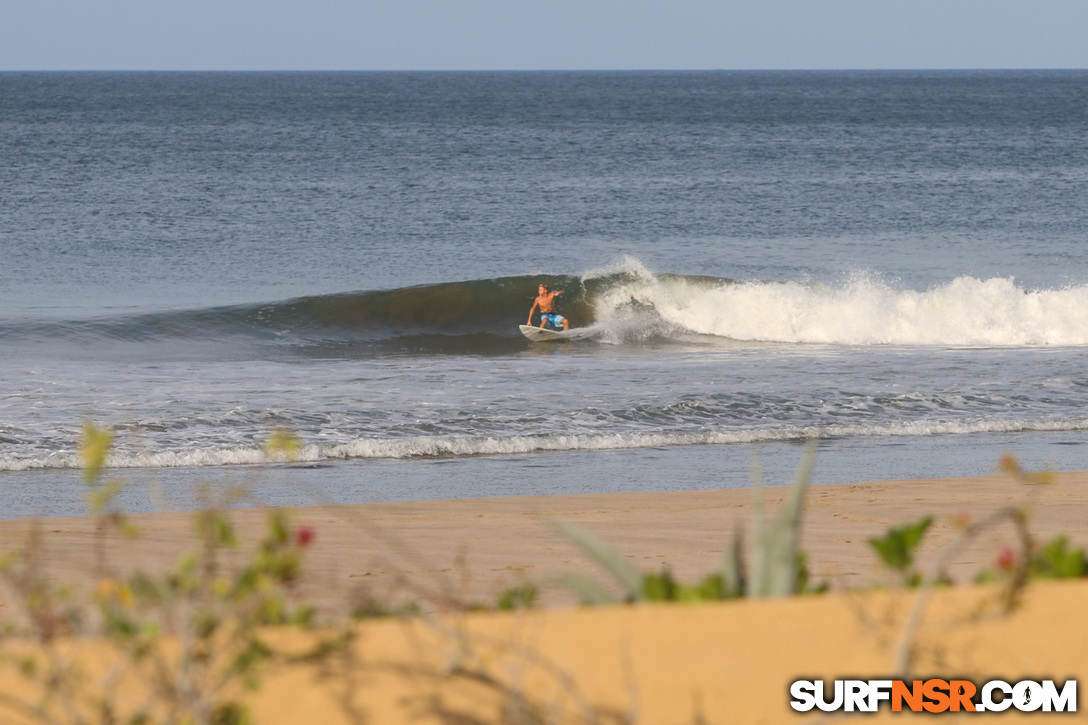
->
<box><xmin>519</xmin><ymin>324</ymin><xmax>571</xmax><ymax>342</ymax></box>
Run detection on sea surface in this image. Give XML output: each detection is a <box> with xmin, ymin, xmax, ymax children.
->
<box><xmin>3</xmin><ymin>70</ymin><xmax>1088</xmax><ymax>518</ymax></box>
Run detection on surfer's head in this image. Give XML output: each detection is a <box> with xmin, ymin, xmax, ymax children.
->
<box><xmin>539</xmin><ymin>283</ymin><xmax>549</xmax><ymax>292</ymax></box>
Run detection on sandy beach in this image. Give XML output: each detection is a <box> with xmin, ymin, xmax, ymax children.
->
<box><xmin>2</xmin><ymin>468</ymin><xmax>1086</xmax><ymax>613</ymax></box>
<box><xmin>0</xmin><ymin>470</ymin><xmax>1086</xmax><ymax>722</ymax></box>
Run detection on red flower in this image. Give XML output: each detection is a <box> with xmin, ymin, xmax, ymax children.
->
<box><xmin>996</xmin><ymin>545</ymin><xmax>1016</xmax><ymax>572</ymax></box>
<box><xmin>296</xmin><ymin>526</ymin><xmax>315</xmax><ymax>547</ymax></box>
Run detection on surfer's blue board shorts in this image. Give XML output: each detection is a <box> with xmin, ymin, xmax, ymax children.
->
<box><xmin>541</xmin><ymin>313</ymin><xmax>566</xmax><ymax>328</ymax></box>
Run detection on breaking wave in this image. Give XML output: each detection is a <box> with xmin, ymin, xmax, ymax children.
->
<box><xmin>5</xmin><ymin>257</ymin><xmax>1088</xmax><ymax>356</ymax></box>
<box><xmin>588</xmin><ymin>259</ymin><xmax>1088</xmax><ymax>346</ymax></box>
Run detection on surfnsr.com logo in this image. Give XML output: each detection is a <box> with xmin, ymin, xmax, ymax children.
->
<box><xmin>790</xmin><ymin>679</ymin><xmax>1077</xmax><ymax>713</ymax></box>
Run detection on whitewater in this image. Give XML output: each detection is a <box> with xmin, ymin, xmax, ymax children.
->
<box><xmin>590</xmin><ymin>261</ymin><xmax>1088</xmax><ymax>347</ymax></box>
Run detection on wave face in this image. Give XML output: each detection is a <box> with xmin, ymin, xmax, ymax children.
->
<box><xmin>1</xmin><ymin>275</ymin><xmax>587</xmax><ymax>358</ymax></box>
<box><xmin>6</xmin><ymin>260</ymin><xmax>1088</xmax><ymax>359</ymax></box>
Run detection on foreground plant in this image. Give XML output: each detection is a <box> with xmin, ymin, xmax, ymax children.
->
<box><xmin>0</xmin><ymin>424</ymin><xmax>329</xmax><ymax>725</ymax></box>
<box><xmin>869</xmin><ymin>516</ymin><xmax>933</xmax><ymax>587</ymax></box>
<box><xmin>977</xmin><ymin>534</ymin><xmax>1087</xmax><ymax>583</ymax></box>
<box><xmin>550</xmin><ymin>442</ymin><xmax>822</xmax><ymax>604</ymax></box>
<box><xmin>885</xmin><ymin>452</ymin><xmax>1070</xmax><ymax>675</ymax></box>
<box><xmin>94</xmin><ymin>508</ymin><xmax>316</xmax><ymax>724</ymax></box>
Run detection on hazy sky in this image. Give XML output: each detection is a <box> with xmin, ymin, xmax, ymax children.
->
<box><xmin>3</xmin><ymin>0</ymin><xmax>1087</xmax><ymax>71</ymax></box>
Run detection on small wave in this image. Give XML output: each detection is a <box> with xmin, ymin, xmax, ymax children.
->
<box><xmin>5</xmin><ymin>417</ymin><xmax>1088</xmax><ymax>472</ymax></box>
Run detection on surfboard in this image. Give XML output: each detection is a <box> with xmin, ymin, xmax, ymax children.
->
<box><xmin>519</xmin><ymin>324</ymin><xmax>571</xmax><ymax>342</ymax></box>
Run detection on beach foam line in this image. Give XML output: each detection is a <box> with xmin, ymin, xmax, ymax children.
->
<box><xmin>3</xmin><ymin>416</ymin><xmax>1088</xmax><ymax>471</ymax></box>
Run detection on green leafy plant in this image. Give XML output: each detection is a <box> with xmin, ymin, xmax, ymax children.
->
<box><xmin>869</xmin><ymin>516</ymin><xmax>933</xmax><ymax>587</ymax></box>
<box><xmin>1030</xmin><ymin>536</ymin><xmax>1087</xmax><ymax>579</ymax></box>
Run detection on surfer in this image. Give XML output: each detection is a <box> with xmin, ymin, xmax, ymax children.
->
<box><xmin>527</xmin><ymin>283</ymin><xmax>569</xmax><ymax>331</ymax></box>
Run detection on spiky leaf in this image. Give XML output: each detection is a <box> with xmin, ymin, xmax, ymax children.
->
<box><xmin>547</xmin><ymin>519</ymin><xmax>644</xmax><ymax>601</ymax></box>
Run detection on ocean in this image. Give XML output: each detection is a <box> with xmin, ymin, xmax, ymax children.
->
<box><xmin>3</xmin><ymin>70</ymin><xmax>1088</xmax><ymax>518</ymax></box>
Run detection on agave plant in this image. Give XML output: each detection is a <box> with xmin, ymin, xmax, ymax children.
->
<box><xmin>549</xmin><ymin>441</ymin><xmax>818</xmax><ymax>604</ymax></box>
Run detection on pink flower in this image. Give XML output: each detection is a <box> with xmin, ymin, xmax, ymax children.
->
<box><xmin>996</xmin><ymin>545</ymin><xmax>1016</xmax><ymax>572</ymax></box>
<box><xmin>296</xmin><ymin>526</ymin><xmax>315</xmax><ymax>548</ymax></box>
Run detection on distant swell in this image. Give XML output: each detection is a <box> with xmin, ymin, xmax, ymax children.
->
<box><xmin>5</xmin><ymin>258</ymin><xmax>1088</xmax><ymax>355</ymax></box>
<box><xmin>4</xmin><ymin>417</ymin><xmax>1088</xmax><ymax>472</ymax></box>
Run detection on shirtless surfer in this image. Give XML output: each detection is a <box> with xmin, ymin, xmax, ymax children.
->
<box><xmin>527</xmin><ymin>284</ymin><xmax>569</xmax><ymax>331</ymax></box>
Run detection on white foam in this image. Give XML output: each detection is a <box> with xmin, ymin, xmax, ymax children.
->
<box><xmin>592</xmin><ymin>271</ymin><xmax>1088</xmax><ymax>346</ymax></box>
<box><xmin>4</xmin><ymin>417</ymin><xmax>1088</xmax><ymax>471</ymax></box>
<box><xmin>580</xmin><ymin>254</ymin><xmax>656</xmax><ymax>283</ymax></box>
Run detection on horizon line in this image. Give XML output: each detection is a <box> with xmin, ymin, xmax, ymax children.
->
<box><xmin>3</xmin><ymin>67</ymin><xmax>1087</xmax><ymax>73</ymax></box>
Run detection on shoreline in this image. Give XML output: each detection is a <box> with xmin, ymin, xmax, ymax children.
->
<box><xmin>3</xmin><ymin>430</ymin><xmax>1087</xmax><ymax>520</ymax></box>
